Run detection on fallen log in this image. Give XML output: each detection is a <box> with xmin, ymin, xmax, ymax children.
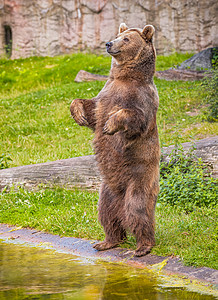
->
<box><xmin>155</xmin><ymin>69</ymin><xmax>209</xmax><ymax>81</ymax></box>
<box><xmin>74</xmin><ymin>70</ymin><xmax>108</xmax><ymax>82</ymax></box>
<box><xmin>74</xmin><ymin>69</ymin><xmax>210</xmax><ymax>83</ymax></box>
<box><xmin>0</xmin><ymin>137</ymin><xmax>217</xmax><ymax>191</ymax></box>
<box><xmin>0</xmin><ymin>155</ymin><xmax>101</xmax><ymax>191</ymax></box>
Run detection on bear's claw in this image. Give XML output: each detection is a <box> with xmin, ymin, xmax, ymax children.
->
<box><xmin>103</xmin><ymin>125</ymin><xmax>114</xmax><ymax>135</ymax></box>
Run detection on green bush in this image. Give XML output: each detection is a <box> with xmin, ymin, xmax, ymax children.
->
<box><xmin>201</xmin><ymin>69</ymin><xmax>218</xmax><ymax>122</ymax></box>
<box><xmin>158</xmin><ymin>145</ymin><xmax>217</xmax><ymax>212</ymax></box>
<box><xmin>201</xmin><ymin>48</ymin><xmax>218</xmax><ymax>122</ymax></box>
<box><xmin>211</xmin><ymin>47</ymin><xmax>218</xmax><ymax>68</ymax></box>
<box><xmin>0</xmin><ymin>153</ymin><xmax>12</xmax><ymax>169</ymax></box>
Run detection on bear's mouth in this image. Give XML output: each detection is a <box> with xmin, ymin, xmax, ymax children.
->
<box><xmin>107</xmin><ymin>50</ymin><xmax>121</xmax><ymax>56</ymax></box>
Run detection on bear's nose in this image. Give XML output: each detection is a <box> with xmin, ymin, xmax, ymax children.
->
<box><xmin>106</xmin><ymin>41</ymin><xmax>113</xmax><ymax>49</ymax></box>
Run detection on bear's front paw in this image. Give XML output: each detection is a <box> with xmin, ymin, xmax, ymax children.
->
<box><xmin>70</xmin><ymin>99</ymin><xmax>88</xmax><ymax>126</ymax></box>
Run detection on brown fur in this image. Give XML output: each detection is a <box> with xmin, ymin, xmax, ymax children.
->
<box><xmin>70</xmin><ymin>23</ymin><xmax>160</xmax><ymax>256</ymax></box>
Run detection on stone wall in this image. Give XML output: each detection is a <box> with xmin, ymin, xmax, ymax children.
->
<box><xmin>0</xmin><ymin>0</ymin><xmax>217</xmax><ymax>59</ymax></box>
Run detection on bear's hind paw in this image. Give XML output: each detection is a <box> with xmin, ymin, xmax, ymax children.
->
<box><xmin>93</xmin><ymin>241</ymin><xmax>119</xmax><ymax>251</ymax></box>
<box><xmin>134</xmin><ymin>246</ymin><xmax>153</xmax><ymax>257</ymax></box>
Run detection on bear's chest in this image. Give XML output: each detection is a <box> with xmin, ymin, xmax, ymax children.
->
<box><xmin>95</xmin><ymin>85</ymin><xmax>124</xmax><ymax>126</ymax></box>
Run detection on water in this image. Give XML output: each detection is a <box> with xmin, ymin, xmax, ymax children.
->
<box><xmin>0</xmin><ymin>241</ymin><xmax>216</xmax><ymax>300</ymax></box>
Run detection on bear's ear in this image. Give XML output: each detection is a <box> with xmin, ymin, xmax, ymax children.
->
<box><xmin>142</xmin><ymin>25</ymin><xmax>155</xmax><ymax>41</ymax></box>
<box><xmin>119</xmin><ymin>23</ymin><xmax>129</xmax><ymax>33</ymax></box>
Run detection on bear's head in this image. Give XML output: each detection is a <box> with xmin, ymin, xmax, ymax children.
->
<box><xmin>106</xmin><ymin>23</ymin><xmax>156</xmax><ymax>65</ymax></box>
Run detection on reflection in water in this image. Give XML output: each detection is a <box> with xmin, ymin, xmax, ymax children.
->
<box><xmin>0</xmin><ymin>241</ymin><xmax>216</xmax><ymax>300</ymax></box>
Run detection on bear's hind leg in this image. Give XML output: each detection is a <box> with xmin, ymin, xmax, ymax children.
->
<box><xmin>93</xmin><ymin>183</ymin><xmax>126</xmax><ymax>251</ymax></box>
<box><xmin>124</xmin><ymin>181</ymin><xmax>158</xmax><ymax>257</ymax></box>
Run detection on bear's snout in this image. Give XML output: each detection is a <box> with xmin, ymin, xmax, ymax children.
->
<box><xmin>106</xmin><ymin>41</ymin><xmax>113</xmax><ymax>50</ymax></box>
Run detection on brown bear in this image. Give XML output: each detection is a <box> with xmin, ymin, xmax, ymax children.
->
<box><xmin>70</xmin><ymin>23</ymin><xmax>160</xmax><ymax>256</ymax></box>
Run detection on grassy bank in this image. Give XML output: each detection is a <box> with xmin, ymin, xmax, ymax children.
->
<box><xmin>0</xmin><ymin>52</ymin><xmax>217</xmax><ymax>167</ymax></box>
<box><xmin>0</xmin><ymin>187</ymin><xmax>217</xmax><ymax>269</ymax></box>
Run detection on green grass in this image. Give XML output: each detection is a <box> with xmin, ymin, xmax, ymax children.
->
<box><xmin>154</xmin><ymin>203</ymin><xmax>218</xmax><ymax>269</ymax></box>
<box><xmin>0</xmin><ymin>53</ymin><xmax>111</xmax><ymax>166</ymax></box>
<box><xmin>0</xmin><ymin>187</ymin><xmax>217</xmax><ymax>269</ymax></box>
<box><xmin>0</xmin><ymin>188</ymin><xmax>102</xmax><ymax>240</ymax></box>
<box><xmin>0</xmin><ymin>53</ymin><xmax>111</xmax><ymax>95</ymax></box>
<box><xmin>0</xmin><ymin>52</ymin><xmax>217</xmax><ymax>167</ymax></box>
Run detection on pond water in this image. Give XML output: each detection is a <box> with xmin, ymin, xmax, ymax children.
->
<box><xmin>0</xmin><ymin>241</ymin><xmax>216</xmax><ymax>300</ymax></box>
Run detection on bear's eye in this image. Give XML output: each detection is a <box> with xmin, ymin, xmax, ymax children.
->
<box><xmin>123</xmin><ymin>37</ymin><xmax>129</xmax><ymax>42</ymax></box>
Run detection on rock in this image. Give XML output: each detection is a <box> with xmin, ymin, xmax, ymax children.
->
<box><xmin>155</xmin><ymin>47</ymin><xmax>218</xmax><ymax>80</ymax></box>
<box><xmin>177</xmin><ymin>47</ymin><xmax>218</xmax><ymax>70</ymax></box>
<box><xmin>0</xmin><ymin>1</ymin><xmax>217</xmax><ymax>58</ymax></box>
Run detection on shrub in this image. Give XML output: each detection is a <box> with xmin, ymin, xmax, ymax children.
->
<box><xmin>158</xmin><ymin>145</ymin><xmax>217</xmax><ymax>212</ymax></box>
<box><xmin>201</xmin><ymin>48</ymin><xmax>218</xmax><ymax>122</ymax></box>
<box><xmin>0</xmin><ymin>153</ymin><xmax>12</xmax><ymax>169</ymax></box>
